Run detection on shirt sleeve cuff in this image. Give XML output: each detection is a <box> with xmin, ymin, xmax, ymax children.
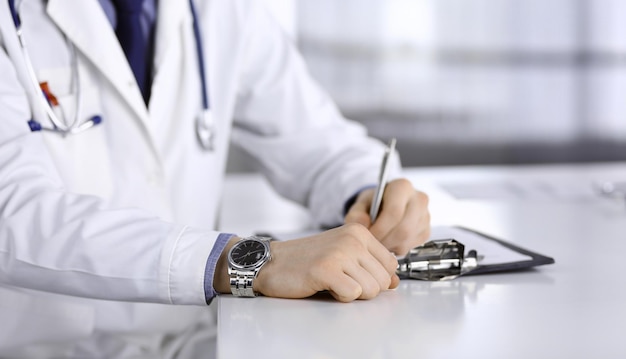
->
<box><xmin>203</xmin><ymin>232</ymin><xmax>236</xmax><ymax>304</ymax></box>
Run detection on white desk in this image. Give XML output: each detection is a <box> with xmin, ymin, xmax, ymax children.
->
<box><xmin>218</xmin><ymin>163</ymin><xmax>626</xmax><ymax>359</ymax></box>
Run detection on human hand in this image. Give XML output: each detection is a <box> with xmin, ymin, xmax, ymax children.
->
<box><xmin>344</xmin><ymin>178</ymin><xmax>430</xmax><ymax>256</ymax></box>
<box><xmin>215</xmin><ymin>224</ymin><xmax>400</xmax><ymax>302</ymax></box>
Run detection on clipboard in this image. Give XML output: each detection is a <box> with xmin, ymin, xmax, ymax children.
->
<box><xmin>397</xmin><ymin>225</ymin><xmax>555</xmax><ymax>281</ymax></box>
<box><xmin>455</xmin><ymin>226</ymin><xmax>555</xmax><ymax>275</ymax></box>
<box><xmin>260</xmin><ymin>225</ymin><xmax>555</xmax><ymax>281</ymax></box>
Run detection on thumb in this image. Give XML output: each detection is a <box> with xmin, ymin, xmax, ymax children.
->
<box><xmin>344</xmin><ymin>193</ymin><xmax>372</xmax><ymax>227</ymax></box>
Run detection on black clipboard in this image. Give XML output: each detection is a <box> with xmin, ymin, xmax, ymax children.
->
<box><xmin>397</xmin><ymin>225</ymin><xmax>555</xmax><ymax>281</ymax></box>
<box><xmin>453</xmin><ymin>226</ymin><xmax>555</xmax><ymax>276</ymax></box>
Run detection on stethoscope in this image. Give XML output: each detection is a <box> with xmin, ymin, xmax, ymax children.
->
<box><xmin>8</xmin><ymin>0</ymin><xmax>216</xmax><ymax>151</ymax></box>
<box><xmin>595</xmin><ymin>181</ymin><xmax>626</xmax><ymax>205</ymax></box>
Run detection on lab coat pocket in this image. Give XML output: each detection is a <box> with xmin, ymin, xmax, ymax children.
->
<box><xmin>38</xmin><ymin>67</ymin><xmax>114</xmax><ymax>200</ymax></box>
<box><xmin>0</xmin><ymin>286</ymin><xmax>95</xmax><ymax>352</ymax></box>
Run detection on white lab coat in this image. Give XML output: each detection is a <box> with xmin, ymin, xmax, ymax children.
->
<box><xmin>0</xmin><ymin>0</ymin><xmax>400</xmax><ymax>357</ymax></box>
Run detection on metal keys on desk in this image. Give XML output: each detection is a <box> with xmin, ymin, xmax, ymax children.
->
<box><xmin>595</xmin><ymin>181</ymin><xmax>626</xmax><ymax>206</ymax></box>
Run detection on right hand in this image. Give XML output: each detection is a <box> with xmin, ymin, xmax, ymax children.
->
<box><xmin>254</xmin><ymin>223</ymin><xmax>400</xmax><ymax>302</ymax></box>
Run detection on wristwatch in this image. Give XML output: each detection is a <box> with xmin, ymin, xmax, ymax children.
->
<box><xmin>227</xmin><ymin>236</ymin><xmax>272</xmax><ymax>297</ymax></box>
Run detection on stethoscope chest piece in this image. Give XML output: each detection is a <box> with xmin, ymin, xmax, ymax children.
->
<box><xmin>196</xmin><ymin>110</ymin><xmax>215</xmax><ymax>151</ymax></box>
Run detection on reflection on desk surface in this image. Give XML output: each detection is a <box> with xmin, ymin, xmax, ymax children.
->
<box><xmin>219</xmin><ymin>272</ymin><xmax>555</xmax><ymax>359</ymax></box>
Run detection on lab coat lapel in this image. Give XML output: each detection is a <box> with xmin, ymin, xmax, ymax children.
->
<box><xmin>46</xmin><ymin>0</ymin><xmax>150</xmax><ymax>125</ymax></box>
<box><xmin>153</xmin><ymin>0</ymin><xmax>187</xmax><ymax>68</ymax></box>
<box><xmin>148</xmin><ymin>0</ymin><xmax>189</xmax><ymax>117</ymax></box>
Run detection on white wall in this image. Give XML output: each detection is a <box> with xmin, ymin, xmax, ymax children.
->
<box><xmin>296</xmin><ymin>0</ymin><xmax>626</xmax><ymax>145</ymax></box>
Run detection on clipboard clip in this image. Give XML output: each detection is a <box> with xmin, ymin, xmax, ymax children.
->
<box><xmin>397</xmin><ymin>239</ymin><xmax>479</xmax><ymax>281</ymax></box>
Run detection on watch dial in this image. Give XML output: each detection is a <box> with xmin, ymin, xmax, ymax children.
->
<box><xmin>231</xmin><ymin>240</ymin><xmax>267</xmax><ymax>266</ymax></box>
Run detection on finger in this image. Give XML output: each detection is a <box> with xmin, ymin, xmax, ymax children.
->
<box><xmin>326</xmin><ymin>273</ymin><xmax>362</xmax><ymax>303</ymax></box>
<box><xmin>369</xmin><ymin>180</ymin><xmax>415</xmax><ymax>240</ymax></box>
<box><xmin>344</xmin><ymin>189</ymin><xmax>374</xmax><ymax>227</ymax></box>
<box><xmin>389</xmin><ymin>273</ymin><xmax>400</xmax><ymax>290</ymax></box>
<box><xmin>381</xmin><ymin>194</ymin><xmax>431</xmax><ymax>255</ymax></box>
<box><xmin>343</xmin><ymin>262</ymin><xmax>384</xmax><ymax>300</ymax></box>
<box><xmin>358</xmin><ymin>254</ymin><xmax>393</xmax><ymax>292</ymax></box>
<box><xmin>364</xmin><ymin>235</ymin><xmax>403</xmax><ymax>276</ymax></box>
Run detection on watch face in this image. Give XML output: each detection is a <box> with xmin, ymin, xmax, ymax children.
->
<box><xmin>230</xmin><ymin>240</ymin><xmax>267</xmax><ymax>267</ymax></box>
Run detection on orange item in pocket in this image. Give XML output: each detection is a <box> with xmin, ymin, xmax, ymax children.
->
<box><xmin>39</xmin><ymin>82</ymin><xmax>59</xmax><ymax>107</ymax></box>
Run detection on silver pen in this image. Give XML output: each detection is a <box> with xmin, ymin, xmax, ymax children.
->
<box><xmin>369</xmin><ymin>138</ymin><xmax>396</xmax><ymax>223</ymax></box>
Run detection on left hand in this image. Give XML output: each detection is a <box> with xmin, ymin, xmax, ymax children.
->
<box><xmin>344</xmin><ymin>178</ymin><xmax>431</xmax><ymax>256</ymax></box>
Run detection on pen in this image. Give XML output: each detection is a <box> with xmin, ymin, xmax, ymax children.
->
<box><xmin>369</xmin><ymin>138</ymin><xmax>396</xmax><ymax>223</ymax></box>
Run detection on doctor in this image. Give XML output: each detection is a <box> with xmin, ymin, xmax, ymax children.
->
<box><xmin>0</xmin><ymin>0</ymin><xmax>430</xmax><ymax>357</ymax></box>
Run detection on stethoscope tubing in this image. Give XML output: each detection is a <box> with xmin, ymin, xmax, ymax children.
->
<box><xmin>8</xmin><ymin>0</ymin><xmax>214</xmax><ymax>149</ymax></box>
<box><xmin>189</xmin><ymin>0</ymin><xmax>208</xmax><ymax>112</ymax></box>
<box><xmin>189</xmin><ymin>0</ymin><xmax>215</xmax><ymax>150</ymax></box>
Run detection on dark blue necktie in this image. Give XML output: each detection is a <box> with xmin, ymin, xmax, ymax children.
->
<box><xmin>113</xmin><ymin>0</ymin><xmax>151</xmax><ymax>103</ymax></box>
